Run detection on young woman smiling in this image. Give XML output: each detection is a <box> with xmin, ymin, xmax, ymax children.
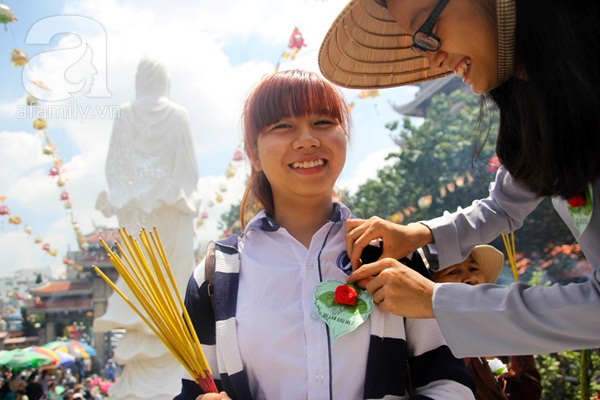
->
<box><xmin>175</xmin><ymin>69</ymin><xmax>475</xmax><ymax>400</ymax></box>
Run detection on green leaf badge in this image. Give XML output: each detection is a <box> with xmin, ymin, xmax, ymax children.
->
<box><xmin>313</xmin><ymin>280</ymin><xmax>374</xmax><ymax>341</ymax></box>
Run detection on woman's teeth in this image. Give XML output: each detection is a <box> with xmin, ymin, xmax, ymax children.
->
<box><xmin>292</xmin><ymin>159</ymin><xmax>324</xmax><ymax>169</ymax></box>
<box><xmin>455</xmin><ymin>58</ymin><xmax>471</xmax><ymax>79</ymax></box>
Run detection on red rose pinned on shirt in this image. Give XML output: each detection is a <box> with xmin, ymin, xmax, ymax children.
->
<box><xmin>567</xmin><ymin>192</ymin><xmax>586</xmax><ymax>208</ymax></box>
<box><xmin>314</xmin><ymin>280</ymin><xmax>374</xmax><ymax>340</ymax></box>
<box><xmin>334</xmin><ymin>284</ymin><xmax>358</xmax><ymax>306</ymax></box>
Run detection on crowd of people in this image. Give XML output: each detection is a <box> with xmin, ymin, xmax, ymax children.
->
<box><xmin>0</xmin><ymin>366</ymin><xmax>114</xmax><ymax>400</ymax></box>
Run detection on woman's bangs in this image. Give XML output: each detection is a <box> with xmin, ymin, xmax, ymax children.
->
<box><xmin>250</xmin><ymin>74</ymin><xmax>345</xmax><ymax>134</ymax></box>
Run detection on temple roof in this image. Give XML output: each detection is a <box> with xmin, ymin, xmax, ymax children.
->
<box><xmin>29</xmin><ymin>297</ymin><xmax>92</xmax><ymax>312</ymax></box>
<box><xmin>392</xmin><ymin>75</ymin><xmax>463</xmax><ymax>118</ymax></box>
<box><xmin>29</xmin><ymin>280</ymin><xmax>92</xmax><ymax>296</ymax></box>
<box><xmin>84</xmin><ymin>228</ymin><xmax>121</xmax><ymax>244</ymax></box>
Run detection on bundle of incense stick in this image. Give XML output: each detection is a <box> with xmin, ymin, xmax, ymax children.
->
<box><xmin>501</xmin><ymin>231</ymin><xmax>519</xmax><ymax>282</ymax></box>
<box><xmin>93</xmin><ymin>227</ymin><xmax>217</xmax><ymax>394</ymax></box>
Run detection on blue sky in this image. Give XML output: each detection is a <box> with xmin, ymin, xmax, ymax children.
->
<box><xmin>0</xmin><ymin>0</ymin><xmax>422</xmax><ymax>276</ymax></box>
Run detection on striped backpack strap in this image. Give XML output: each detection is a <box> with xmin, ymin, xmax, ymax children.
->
<box><xmin>204</xmin><ymin>234</ymin><xmax>239</xmax><ymax>310</ymax></box>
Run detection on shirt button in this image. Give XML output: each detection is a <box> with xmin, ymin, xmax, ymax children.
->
<box><xmin>315</xmin><ymin>374</ymin><xmax>324</xmax><ymax>384</ymax></box>
<box><xmin>311</xmin><ymin>312</ymin><xmax>319</xmax><ymax>321</ymax></box>
<box><xmin>306</xmin><ymin>261</ymin><xmax>314</xmax><ymax>269</ymax></box>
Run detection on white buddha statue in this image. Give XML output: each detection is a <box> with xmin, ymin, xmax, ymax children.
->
<box><xmin>95</xmin><ymin>51</ymin><xmax>199</xmax><ymax>400</ymax></box>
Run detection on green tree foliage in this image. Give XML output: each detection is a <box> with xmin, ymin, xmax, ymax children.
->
<box><xmin>219</xmin><ymin>203</ymin><xmax>242</xmax><ymax>236</ymax></box>
<box><xmin>524</xmin><ymin>273</ymin><xmax>600</xmax><ymax>399</ymax></box>
<box><xmin>349</xmin><ymin>90</ymin><xmax>494</xmax><ymax>222</ymax></box>
<box><xmin>347</xmin><ymin>89</ymin><xmax>574</xmax><ymax>260</ymax></box>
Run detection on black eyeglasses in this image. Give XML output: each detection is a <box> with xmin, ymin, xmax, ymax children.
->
<box><xmin>412</xmin><ymin>0</ymin><xmax>450</xmax><ymax>56</ymax></box>
<box><xmin>374</xmin><ymin>0</ymin><xmax>450</xmax><ymax>56</ymax></box>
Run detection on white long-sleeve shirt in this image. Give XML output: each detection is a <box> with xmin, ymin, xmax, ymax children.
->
<box><xmin>424</xmin><ymin>166</ymin><xmax>600</xmax><ymax>357</ymax></box>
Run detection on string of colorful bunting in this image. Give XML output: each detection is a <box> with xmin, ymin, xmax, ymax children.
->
<box><xmin>194</xmin><ymin>143</ymin><xmax>246</xmax><ymax>231</ymax></box>
<box><xmin>275</xmin><ymin>27</ymin><xmax>307</xmax><ymax>72</ymax></box>
<box><xmin>2</xmin><ymin>3</ymin><xmax>83</xmax><ymax>265</ymax></box>
<box><xmin>388</xmin><ymin>172</ymin><xmax>475</xmax><ymax>224</ymax></box>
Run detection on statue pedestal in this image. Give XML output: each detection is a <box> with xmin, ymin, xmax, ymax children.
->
<box><xmin>105</xmin><ymin>331</ymin><xmax>184</xmax><ymax>400</ymax></box>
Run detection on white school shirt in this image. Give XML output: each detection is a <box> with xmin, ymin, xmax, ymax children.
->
<box><xmin>235</xmin><ymin>205</ymin><xmax>371</xmax><ymax>400</ymax></box>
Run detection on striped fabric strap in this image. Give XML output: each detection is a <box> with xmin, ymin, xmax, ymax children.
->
<box><xmin>497</xmin><ymin>0</ymin><xmax>516</xmax><ymax>84</ymax></box>
<box><xmin>212</xmin><ymin>239</ymin><xmax>245</xmax><ymax>377</ymax></box>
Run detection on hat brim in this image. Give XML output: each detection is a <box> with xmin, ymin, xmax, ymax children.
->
<box><xmin>319</xmin><ymin>0</ymin><xmax>452</xmax><ymax>89</ymax></box>
<box><xmin>471</xmin><ymin>245</ymin><xmax>504</xmax><ymax>283</ymax></box>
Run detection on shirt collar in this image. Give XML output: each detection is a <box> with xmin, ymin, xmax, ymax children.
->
<box><xmin>245</xmin><ymin>202</ymin><xmax>349</xmax><ymax>233</ymax></box>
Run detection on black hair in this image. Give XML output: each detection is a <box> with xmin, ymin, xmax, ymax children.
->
<box><xmin>0</xmin><ymin>380</ymin><xmax>12</xmax><ymax>395</ymax></box>
<box><xmin>485</xmin><ymin>0</ymin><xmax>600</xmax><ymax>198</ymax></box>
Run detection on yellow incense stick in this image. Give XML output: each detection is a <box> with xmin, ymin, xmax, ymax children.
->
<box><xmin>149</xmin><ymin>229</ymin><xmax>212</xmax><ymax>370</ymax></box>
<box><xmin>97</xmin><ymin>234</ymin><xmax>205</xmax><ymax>379</ymax></box>
<box><xmin>92</xmin><ymin>265</ymin><xmax>198</xmax><ymax>376</ymax></box>
<box><xmin>93</xmin><ymin>227</ymin><xmax>216</xmax><ymax>390</ymax></box>
<box><xmin>99</xmin><ymin>247</ymin><xmax>197</xmax><ymax>372</ymax></box>
<box><xmin>136</xmin><ymin>229</ymin><xmax>200</xmax><ymax>369</ymax></box>
<box><xmin>501</xmin><ymin>232</ymin><xmax>519</xmax><ymax>282</ymax></box>
<box><xmin>110</xmin><ymin>230</ymin><xmax>203</xmax><ymax>375</ymax></box>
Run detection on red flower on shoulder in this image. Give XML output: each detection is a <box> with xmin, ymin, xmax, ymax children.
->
<box><xmin>567</xmin><ymin>192</ymin><xmax>586</xmax><ymax>208</ymax></box>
